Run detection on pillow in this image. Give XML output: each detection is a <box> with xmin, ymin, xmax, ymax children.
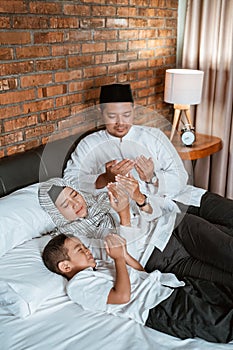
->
<box><xmin>0</xmin><ymin>235</ymin><xmax>66</xmax><ymax>318</ymax></box>
<box><xmin>0</xmin><ymin>183</ymin><xmax>56</xmax><ymax>257</ymax></box>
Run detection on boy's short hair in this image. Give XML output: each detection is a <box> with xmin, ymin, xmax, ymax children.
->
<box><xmin>42</xmin><ymin>233</ymin><xmax>70</xmax><ymax>276</ymax></box>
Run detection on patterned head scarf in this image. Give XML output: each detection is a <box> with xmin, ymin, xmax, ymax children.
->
<box><xmin>38</xmin><ymin>178</ymin><xmax>116</xmax><ymax>239</ymax></box>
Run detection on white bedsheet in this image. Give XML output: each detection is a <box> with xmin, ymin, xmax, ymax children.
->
<box><xmin>1</xmin><ymin>294</ymin><xmax>233</xmax><ymax>350</ymax></box>
<box><xmin>1</xmin><ymin>237</ymin><xmax>233</xmax><ymax>350</ymax></box>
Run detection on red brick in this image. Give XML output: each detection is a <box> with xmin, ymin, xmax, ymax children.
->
<box><xmin>13</xmin><ymin>16</ymin><xmax>49</xmax><ymax>29</ymax></box>
<box><xmin>139</xmin><ymin>30</ymin><xmax>157</xmax><ymax>39</ymax></box>
<box><xmin>23</xmin><ymin>99</ymin><xmax>54</xmax><ymax>114</ymax></box>
<box><xmin>69</xmin><ymin>80</ymin><xmax>94</xmax><ymax>92</ymax></box>
<box><xmin>0</xmin><ymin>1</ymin><xmax>27</xmax><ymax>13</ymax></box>
<box><xmin>108</xmin><ymin>63</ymin><xmax>128</xmax><ymax>74</ymax></box>
<box><xmin>21</xmin><ymin>74</ymin><xmax>52</xmax><ymax>88</ymax></box>
<box><xmin>6</xmin><ymin>140</ymin><xmax>40</xmax><ymax>156</ymax></box>
<box><xmin>83</xmin><ymin>66</ymin><xmax>107</xmax><ymax>78</ymax></box>
<box><xmin>118</xmin><ymin>52</ymin><xmax>137</xmax><ymax>61</ymax></box>
<box><xmin>95</xmin><ymin>53</ymin><xmax>117</xmax><ymax>64</ymax></box>
<box><xmin>0</xmin><ymin>105</ymin><xmax>22</xmax><ymax>119</ymax></box>
<box><xmin>34</xmin><ymin>32</ymin><xmax>64</xmax><ymax>44</ymax></box>
<box><xmin>0</xmin><ymin>16</ymin><xmax>10</xmax><ymax>28</ymax></box>
<box><xmin>63</xmin><ymin>4</ymin><xmax>90</xmax><ymax>16</ymax></box>
<box><xmin>82</xmin><ymin>42</ymin><xmax>105</xmax><ymax>53</ymax></box>
<box><xmin>36</xmin><ymin>58</ymin><xmax>66</xmax><ymax>71</ymax></box>
<box><xmin>41</xmin><ymin>108</ymin><xmax>70</xmax><ymax>122</ymax></box>
<box><xmin>0</xmin><ymin>48</ymin><xmax>13</xmax><ymax>60</ymax></box>
<box><xmin>50</xmin><ymin>17</ymin><xmax>79</xmax><ymax>29</ymax></box>
<box><xmin>106</xmin><ymin>42</ymin><xmax>127</xmax><ymax>51</ymax></box>
<box><xmin>138</xmin><ymin>8</ymin><xmax>156</xmax><ymax>16</ymax></box>
<box><xmin>129</xmin><ymin>60</ymin><xmax>148</xmax><ymax>70</ymax></box>
<box><xmin>109</xmin><ymin>0</ymin><xmax>128</xmax><ymax>4</ymax></box>
<box><xmin>119</xmin><ymin>30</ymin><xmax>139</xmax><ymax>40</ymax></box>
<box><xmin>0</xmin><ymin>131</ymin><xmax>23</xmax><ymax>147</ymax></box>
<box><xmin>106</xmin><ymin>18</ymin><xmax>128</xmax><ymax>28</ymax></box>
<box><xmin>29</xmin><ymin>2</ymin><xmax>61</xmax><ymax>14</ymax></box>
<box><xmin>158</xmin><ymin>29</ymin><xmax>173</xmax><ymax>37</ymax></box>
<box><xmin>130</xmin><ymin>0</ymin><xmax>148</xmax><ymax>5</ymax></box>
<box><xmin>4</xmin><ymin>115</ymin><xmax>38</xmax><ymax>132</ymax></box>
<box><xmin>128</xmin><ymin>40</ymin><xmax>146</xmax><ymax>50</ymax></box>
<box><xmin>80</xmin><ymin>18</ymin><xmax>105</xmax><ymax>29</ymax></box>
<box><xmin>156</xmin><ymin>47</ymin><xmax>175</xmax><ymax>56</ymax></box>
<box><xmin>139</xmin><ymin>50</ymin><xmax>156</xmax><ymax>59</ymax></box>
<box><xmin>0</xmin><ymin>32</ymin><xmax>30</xmax><ymax>45</ymax></box>
<box><xmin>55</xmin><ymin>70</ymin><xmax>82</xmax><ymax>83</ymax></box>
<box><xmin>0</xmin><ymin>149</ymin><xmax>5</xmax><ymax>158</ymax></box>
<box><xmin>38</xmin><ymin>85</ymin><xmax>67</xmax><ymax>98</ymax></box>
<box><xmin>117</xmin><ymin>7</ymin><xmax>137</xmax><ymax>17</ymax></box>
<box><xmin>0</xmin><ymin>89</ymin><xmax>35</xmax><ymax>105</ymax></box>
<box><xmin>138</xmin><ymin>70</ymin><xmax>154</xmax><ymax>79</ymax></box>
<box><xmin>148</xmin><ymin>0</ymin><xmax>166</xmax><ymax>6</ymax></box>
<box><xmin>66</xmin><ymin>31</ymin><xmax>92</xmax><ymax>42</ymax></box>
<box><xmin>129</xmin><ymin>19</ymin><xmax>147</xmax><ymax>27</ymax></box>
<box><xmin>1</xmin><ymin>61</ymin><xmax>34</xmax><ymax>75</ymax></box>
<box><xmin>92</xmin><ymin>5</ymin><xmax>116</xmax><ymax>16</ymax></box>
<box><xmin>52</xmin><ymin>44</ymin><xmax>81</xmax><ymax>56</ymax></box>
<box><xmin>16</xmin><ymin>46</ymin><xmax>50</xmax><ymax>59</ymax></box>
<box><xmin>93</xmin><ymin>30</ymin><xmax>117</xmax><ymax>41</ymax></box>
<box><xmin>25</xmin><ymin>124</ymin><xmax>55</xmax><ymax>139</ymax></box>
<box><xmin>68</xmin><ymin>55</ymin><xmax>94</xmax><ymax>68</ymax></box>
<box><xmin>56</xmin><ymin>93</ymin><xmax>83</xmax><ymax>107</ymax></box>
<box><xmin>0</xmin><ymin>78</ymin><xmax>17</xmax><ymax>91</ymax></box>
<box><xmin>148</xmin><ymin>19</ymin><xmax>165</xmax><ymax>27</ymax></box>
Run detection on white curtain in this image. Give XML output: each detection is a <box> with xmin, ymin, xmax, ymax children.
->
<box><xmin>181</xmin><ymin>0</ymin><xmax>233</xmax><ymax>199</ymax></box>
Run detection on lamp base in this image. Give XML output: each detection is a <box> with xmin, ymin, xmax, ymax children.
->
<box><xmin>170</xmin><ymin>104</ymin><xmax>193</xmax><ymax>141</ymax></box>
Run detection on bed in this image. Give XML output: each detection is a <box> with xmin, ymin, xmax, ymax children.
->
<box><xmin>0</xmin><ymin>129</ymin><xmax>232</xmax><ymax>350</ymax></box>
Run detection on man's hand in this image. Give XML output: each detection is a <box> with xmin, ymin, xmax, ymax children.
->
<box><xmin>134</xmin><ymin>155</ymin><xmax>154</xmax><ymax>182</ymax></box>
<box><xmin>105</xmin><ymin>159</ymin><xmax>135</xmax><ymax>182</ymax></box>
<box><xmin>96</xmin><ymin>159</ymin><xmax>135</xmax><ymax>189</ymax></box>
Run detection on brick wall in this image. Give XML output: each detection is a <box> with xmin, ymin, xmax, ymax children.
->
<box><xmin>0</xmin><ymin>0</ymin><xmax>178</xmax><ymax>158</ymax></box>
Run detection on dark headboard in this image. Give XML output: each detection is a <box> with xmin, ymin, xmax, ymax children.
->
<box><xmin>0</xmin><ymin>126</ymin><xmax>105</xmax><ymax>197</ymax></box>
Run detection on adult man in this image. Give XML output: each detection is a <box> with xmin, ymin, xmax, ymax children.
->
<box><xmin>64</xmin><ymin>83</ymin><xmax>233</xmax><ymax>238</ymax></box>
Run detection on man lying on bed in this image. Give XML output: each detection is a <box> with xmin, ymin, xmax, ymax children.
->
<box><xmin>42</xmin><ymin>232</ymin><xmax>233</xmax><ymax>343</ymax></box>
<box><xmin>39</xmin><ymin>177</ymin><xmax>233</xmax><ymax>287</ymax></box>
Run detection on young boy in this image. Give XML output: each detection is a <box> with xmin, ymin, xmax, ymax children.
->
<box><xmin>42</xmin><ymin>232</ymin><xmax>233</xmax><ymax>343</ymax></box>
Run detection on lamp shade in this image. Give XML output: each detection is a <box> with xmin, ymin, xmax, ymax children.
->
<box><xmin>164</xmin><ymin>69</ymin><xmax>204</xmax><ymax>105</ymax></box>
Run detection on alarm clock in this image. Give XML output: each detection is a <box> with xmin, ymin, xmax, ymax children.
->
<box><xmin>181</xmin><ymin>124</ymin><xmax>195</xmax><ymax>146</ymax></box>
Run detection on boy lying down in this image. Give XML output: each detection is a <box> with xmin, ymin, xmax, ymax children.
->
<box><xmin>42</xmin><ymin>232</ymin><xmax>233</xmax><ymax>343</ymax></box>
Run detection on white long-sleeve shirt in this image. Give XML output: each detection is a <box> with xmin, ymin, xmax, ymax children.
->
<box><xmin>67</xmin><ymin>237</ymin><xmax>185</xmax><ymax>326</ymax></box>
<box><xmin>64</xmin><ymin>125</ymin><xmax>205</xmax><ymax>203</ymax></box>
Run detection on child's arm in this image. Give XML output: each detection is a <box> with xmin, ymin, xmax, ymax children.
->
<box><xmin>105</xmin><ymin>234</ymin><xmax>131</xmax><ymax>304</ymax></box>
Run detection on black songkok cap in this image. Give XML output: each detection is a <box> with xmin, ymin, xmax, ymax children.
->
<box><xmin>99</xmin><ymin>84</ymin><xmax>134</xmax><ymax>104</ymax></box>
<box><xmin>48</xmin><ymin>185</ymin><xmax>65</xmax><ymax>203</ymax></box>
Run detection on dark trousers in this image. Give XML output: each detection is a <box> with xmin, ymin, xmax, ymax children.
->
<box><xmin>146</xmin><ymin>278</ymin><xmax>233</xmax><ymax>343</ymax></box>
<box><xmin>180</xmin><ymin>191</ymin><xmax>233</xmax><ymax>234</ymax></box>
<box><xmin>145</xmin><ymin>192</ymin><xmax>233</xmax><ymax>285</ymax></box>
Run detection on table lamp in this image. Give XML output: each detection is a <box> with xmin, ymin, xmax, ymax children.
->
<box><xmin>164</xmin><ymin>69</ymin><xmax>204</xmax><ymax>141</ymax></box>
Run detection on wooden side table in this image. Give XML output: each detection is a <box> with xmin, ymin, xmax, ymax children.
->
<box><xmin>171</xmin><ymin>133</ymin><xmax>223</xmax><ymax>160</ymax></box>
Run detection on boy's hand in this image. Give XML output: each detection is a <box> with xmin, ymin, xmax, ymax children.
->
<box><xmin>105</xmin><ymin>234</ymin><xmax>126</xmax><ymax>260</ymax></box>
<box><xmin>134</xmin><ymin>155</ymin><xmax>154</xmax><ymax>183</ymax></box>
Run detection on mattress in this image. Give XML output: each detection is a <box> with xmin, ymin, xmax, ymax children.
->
<box><xmin>1</xmin><ymin>236</ymin><xmax>233</xmax><ymax>350</ymax></box>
